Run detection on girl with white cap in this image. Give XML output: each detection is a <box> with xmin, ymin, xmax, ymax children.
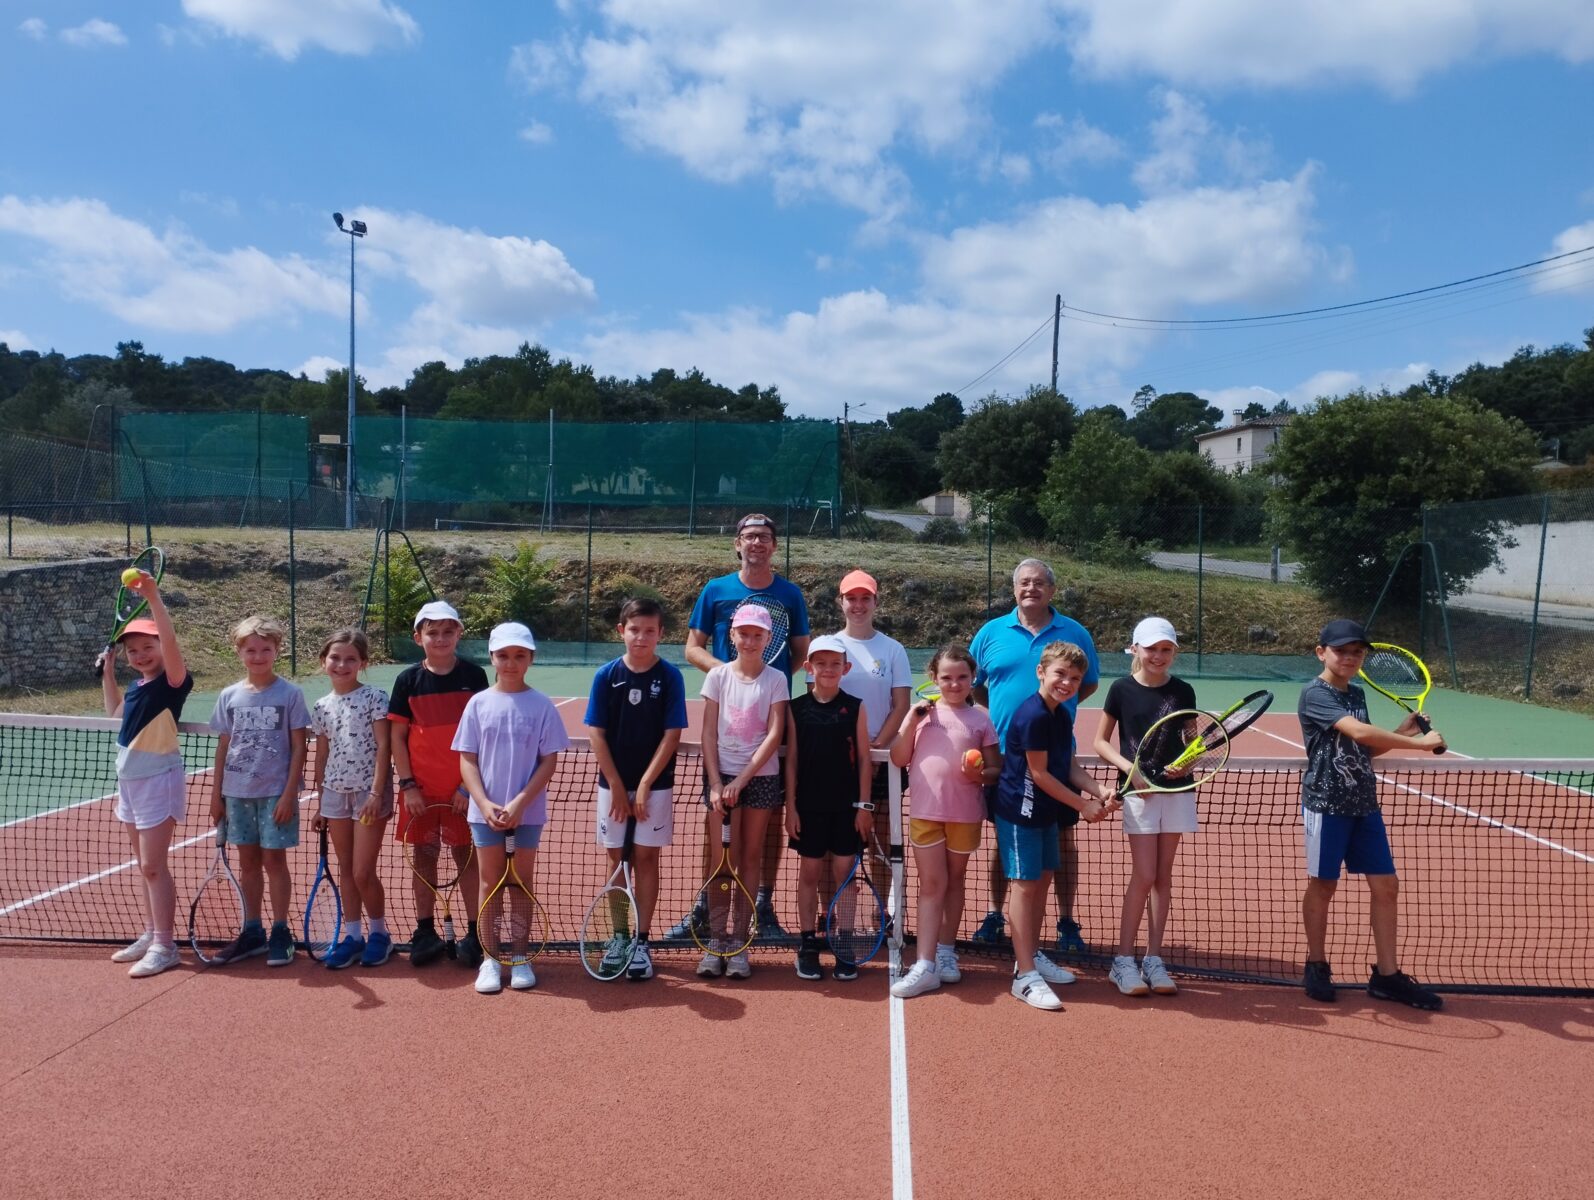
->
<box><xmin>1092</xmin><ymin>616</ymin><xmax>1197</xmax><ymax>997</ymax></box>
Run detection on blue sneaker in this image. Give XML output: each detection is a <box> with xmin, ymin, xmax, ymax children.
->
<box><xmin>359</xmin><ymin>930</ymin><xmax>393</xmax><ymax>967</ymax></box>
<box><xmin>1055</xmin><ymin>918</ymin><xmax>1088</xmax><ymax>957</ymax></box>
<box><xmin>266</xmin><ymin>922</ymin><xmax>295</xmax><ymax>967</ymax></box>
<box><xmin>971</xmin><ymin>911</ymin><xmax>1007</xmax><ymax>945</ymax></box>
<box><xmin>324</xmin><ymin>934</ymin><xmax>365</xmax><ymax>970</ymax></box>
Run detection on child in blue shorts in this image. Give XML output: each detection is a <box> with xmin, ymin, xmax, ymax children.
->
<box><xmin>454</xmin><ymin>622</ymin><xmax>571</xmax><ymax>995</ymax></box>
<box><xmin>100</xmin><ymin>568</ymin><xmax>193</xmax><ymax>978</ymax></box>
<box><xmin>993</xmin><ymin>641</ymin><xmax>1114</xmax><ymax>1010</ymax></box>
<box><xmin>207</xmin><ymin>615</ymin><xmax>311</xmax><ymax>967</ymax></box>
<box><xmin>1299</xmin><ymin>619</ymin><xmax>1447</xmax><ymax>1010</ymax></box>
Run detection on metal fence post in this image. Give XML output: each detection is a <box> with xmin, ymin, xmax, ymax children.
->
<box><xmin>1524</xmin><ymin>493</ymin><xmax>1551</xmax><ymax>701</ymax></box>
<box><xmin>582</xmin><ymin>501</ymin><xmax>594</xmax><ymax>654</ymax></box>
<box><xmin>985</xmin><ymin>500</ymin><xmax>994</xmax><ymax>615</ymax></box>
<box><xmin>784</xmin><ymin>502</ymin><xmax>792</xmax><ymax>576</ymax></box>
<box><xmin>288</xmin><ymin>486</ymin><xmax>298</xmax><ymax>676</ymax></box>
<box><xmin>1195</xmin><ymin>505</ymin><xmax>1204</xmax><ymax>672</ymax></box>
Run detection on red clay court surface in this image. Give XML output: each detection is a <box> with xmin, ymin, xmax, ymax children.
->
<box><xmin>2</xmin><ymin>703</ymin><xmax>1592</xmax><ymax>1198</ymax></box>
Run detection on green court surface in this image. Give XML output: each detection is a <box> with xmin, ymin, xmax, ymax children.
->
<box><xmin>178</xmin><ymin>654</ymin><xmax>1594</xmax><ymax>761</ymax></box>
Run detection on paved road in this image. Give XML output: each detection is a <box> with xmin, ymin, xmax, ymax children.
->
<box><xmin>865</xmin><ymin>508</ymin><xmax>931</xmax><ymax>533</ymax></box>
<box><xmin>1149</xmin><ymin>552</ymin><xmax>1594</xmax><ymax>632</ymax></box>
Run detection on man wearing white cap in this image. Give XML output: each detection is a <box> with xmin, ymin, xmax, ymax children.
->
<box><xmin>968</xmin><ymin>558</ymin><xmax>1101</xmax><ymax>956</ymax></box>
<box><xmin>388</xmin><ymin>599</ymin><xmax>488</xmax><ymax>967</ymax></box>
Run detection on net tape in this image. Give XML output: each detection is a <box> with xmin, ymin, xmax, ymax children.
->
<box><xmin>2</xmin><ymin>715</ymin><xmax>1590</xmax><ymax>994</ymax></box>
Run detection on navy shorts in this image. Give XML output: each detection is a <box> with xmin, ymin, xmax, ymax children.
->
<box><xmin>1302</xmin><ymin>807</ymin><xmax>1396</xmax><ymax>880</ymax></box>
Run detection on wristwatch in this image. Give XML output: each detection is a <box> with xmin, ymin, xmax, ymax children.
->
<box><xmin>853</xmin><ymin>800</ymin><xmax>876</xmax><ymax>811</ymax></box>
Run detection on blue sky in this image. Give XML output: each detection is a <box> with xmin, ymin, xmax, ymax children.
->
<box><xmin>2</xmin><ymin>1</ymin><xmax>1592</xmax><ymax>420</ymax></box>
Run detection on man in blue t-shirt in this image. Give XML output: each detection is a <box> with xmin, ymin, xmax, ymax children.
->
<box><xmin>672</xmin><ymin>512</ymin><xmax>811</xmax><ymax>940</ymax></box>
<box><xmin>585</xmin><ymin>597</ymin><xmax>688</xmax><ymax>981</ymax></box>
<box><xmin>969</xmin><ymin>557</ymin><xmax>1100</xmax><ymax>954</ymax></box>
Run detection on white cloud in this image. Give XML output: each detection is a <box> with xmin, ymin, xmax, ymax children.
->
<box><xmin>997</xmin><ymin>154</ymin><xmax>1032</xmax><ymax>186</ymax></box>
<box><xmin>509</xmin><ymin>38</ymin><xmax>574</xmax><ymax>92</ymax></box>
<box><xmin>181</xmin><ymin>0</ymin><xmax>419</xmax><ymax>60</ymax></box>
<box><xmin>1058</xmin><ymin>0</ymin><xmax>1594</xmax><ymax>91</ymax></box>
<box><xmin>518</xmin><ymin>121</ymin><xmax>554</xmax><ymax>146</ymax></box>
<box><xmin>60</xmin><ymin>18</ymin><xmax>126</xmax><ymax>47</ymax></box>
<box><xmin>178</xmin><ymin>190</ymin><xmax>240</xmax><ymax>216</ymax></box>
<box><xmin>0</xmin><ymin>195</ymin><xmax>348</xmax><ymax>334</ymax></box>
<box><xmin>0</xmin><ymin>329</ymin><xmax>34</xmax><ymax>350</ymax></box>
<box><xmin>1132</xmin><ymin>91</ymin><xmax>1269</xmax><ymax>194</ymax></box>
<box><xmin>582</xmin><ymin>168</ymin><xmax>1337</xmax><ymax>416</ymax></box>
<box><xmin>1286</xmin><ymin>362</ymin><xmax>1432</xmax><ymax>404</ymax></box>
<box><xmin>294</xmin><ymin>354</ymin><xmax>344</xmax><ymax>381</ymax></box>
<box><xmin>1034</xmin><ymin>112</ymin><xmax>1124</xmax><ymax>175</ymax></box>
<box><xmin>18</xmin><ymin>18</ymin><xmax>47</xmax><ymax>40</ymax></box>
<box><xmin>540</xmin><ymin>1</ymin><xmax>1064</xmax><ymax>219</ymax></box>
<box><xmin>1542</xmin><ymin>222</ymin><xmax>1594</xmax><ymax>294</ymax></box>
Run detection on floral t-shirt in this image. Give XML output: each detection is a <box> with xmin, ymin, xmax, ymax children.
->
<box><xmin>311</xmin><ymin>684</ymin><xmax>390</xmax><ymax>794</ymax></box>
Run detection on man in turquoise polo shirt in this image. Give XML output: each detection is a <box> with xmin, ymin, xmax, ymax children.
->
<box><xmin>968</xmin><ymin>558</ymin><xmax>1100</xmax><ymax>956</ymax></box>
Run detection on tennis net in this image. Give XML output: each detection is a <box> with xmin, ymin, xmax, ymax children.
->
<box><xmin>2</xmin><ymin>713</ymin><xmax>1590</xmax><ymax>994</ymax></box>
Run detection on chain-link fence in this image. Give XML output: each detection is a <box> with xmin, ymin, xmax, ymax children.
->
<box><xmin>5</xmin><ymin>428</ymin><xmax>1589</xmax><ymax>712</ymax></box>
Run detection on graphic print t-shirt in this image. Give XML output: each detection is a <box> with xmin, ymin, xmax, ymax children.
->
<box><xmin>209</xmin><ymin>676</ymin><xmax>311</xmax><ymax>798</ymax></box>
<box><xmin>1298</xmin><ymin>679</ymin><xmax>1379</xmax><ymax>816</ymax></box>
<box><xmin>700</xmin><ymin>663</ymin><xmax>788</xmax><ymax>778</ymax></box>
<box><xmin>311</xmin><ymin>684</ymin><xmax>390</xmax><ymax>793</ymax></box>
<box><xmin>584</xmin><ymin>656</ymin><xmax>689</xmax><ymax>791</ymax></box>
<box><xmin>116</xmin><ymin>671</ymin><xmax>194</xmax><ymax>781</ymax></box>
<box><xmin>387</xmin><ymin>658</ymin><xmax>489</xmax><ymax>799</ymax></box>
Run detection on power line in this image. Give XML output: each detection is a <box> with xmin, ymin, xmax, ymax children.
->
<box><xmin>952</xmin><ymin>312</ymin><xmax>1054</xmax><ymax>397</ymax></box>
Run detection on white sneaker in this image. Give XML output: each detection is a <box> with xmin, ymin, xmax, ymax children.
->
<box><xmin>510</xmin><ymin>961</ymin><xmax>537</xmax><ymax>990</ymax></box>
<box><xmin>934</xmin><ymin>946</ymin><xmax>962</xmax><ymax>984</ymax></box>
<box><xmin>1012</xmin><ymin>969</ymin><xmax>1063</xmax><ymax>1010</ymax></box>
<box><xmin>1032</xmin><ymin>951</ymin><xmax>1076</xmax><ymax>986</ymax></box>
<box><xmin>1109</xmin><ymin>955</ymin><xmax>1151</xmax><ymax>996</ymax></box>
<box><xmin>725</xmin><ymin>950</ymin><xmax>752</xmax><ymax>979</ymax></box>
<box><xmin>1141</xmin><ymin>954</ymin><xmax>1178</xmax><ymax>995</ymax></box>
<box><xmin>475</xmin><ymin>958</ymin><xmax>503</xmax><ymax>994</ymax></box>
<box><xmin>128</xmin><ymin>943</ymin><xmax>180</xmax><ymax>978</ymax></box>
<box><xmin>112</xmin><ymin>932</ymin><xmax>154</xmax><ymax>963</ymax></box>
<box><xmin>696</xmin><ymin>942</ymin><xmax>726</xmax><ymax>978</ymax></box>
<box><xmin>891</xmin><ymin>960</ymin><xmax>941</xmax><ymax>998</ymax></box>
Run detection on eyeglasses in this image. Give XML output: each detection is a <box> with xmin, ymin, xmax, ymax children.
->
<box><xmin>738</xmin><ymin>531</ymin><xmax>774</xmax><ymax>543</ymax></box>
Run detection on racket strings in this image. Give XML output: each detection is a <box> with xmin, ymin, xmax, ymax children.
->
<box><xmin>305</xmin><ymin>877</ymin><xmax>340</xmax><ymax>954</ymax></box>
<box><xmin>1364</xmin><ymin>650</ymin><xmax>1424</xmax><ymax>696</ymax></box>
<box><xmin>189</xmin><ymin>876</ymin><xmax>242</xmax><ymax>956</ymax></box>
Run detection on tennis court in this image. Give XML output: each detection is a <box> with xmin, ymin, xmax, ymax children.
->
<box><xmin>3</xmin><ymin>697</ymin><xmax>1592</xmax><ymax>1198</ymax></box>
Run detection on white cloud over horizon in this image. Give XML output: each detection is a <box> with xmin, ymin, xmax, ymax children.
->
<box><xmin>60</xmin><ymin>18</ymin><xmax>125</xmax><ymax>48</ymax></box>
<box><xmin>181</xmin><ymin>0</ymin><xmax>419</xmax><ymax>60</ymax></box>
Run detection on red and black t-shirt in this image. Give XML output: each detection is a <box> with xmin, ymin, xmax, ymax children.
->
<box><xmin>387</xmin><ymin>658</ymin><xmax>488</xmax><ymax>799</ymax></box>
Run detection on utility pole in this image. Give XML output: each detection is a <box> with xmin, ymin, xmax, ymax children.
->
<box><xmin>1051</xmin><ymin>294</ymin><xmax>1061</xmax><ymax>394</ymax></box>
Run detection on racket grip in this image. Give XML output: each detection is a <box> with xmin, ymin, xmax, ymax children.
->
<box><xmin>1411</xmin><ymin>711</ymin><xmax>1445</xmax><ymax>754</ymax></box>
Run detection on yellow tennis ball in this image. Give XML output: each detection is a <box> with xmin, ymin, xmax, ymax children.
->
<box><xmin>121</xmin><ymin>567</ymin><xmax>141</xmax><ymax>586</ymax></box>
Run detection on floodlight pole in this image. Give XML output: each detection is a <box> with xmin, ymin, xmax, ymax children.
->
<box><xmin>334</xmin><ymin>212</ymin><xmax>367</xmax><ymax>530</ymax></box>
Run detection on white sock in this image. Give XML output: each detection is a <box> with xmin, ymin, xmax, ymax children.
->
<box><xmin>936</xmin><ymin>942</ymin><xmax>955</xmax><ymax>957</ymax></box>
<box><xmin>342</xmin><ymin>921</ymin><xmax>361</xmax><ymax>939</ymax></box>
<box><xmin>915</xmin><ymin>958</ymin><xmax>935</xmax><ymax>971</ymax></box>
<box><xmin>368</xmin><ymin>917</ymin><xmax>389</xmax><ymax>936</ymax></box>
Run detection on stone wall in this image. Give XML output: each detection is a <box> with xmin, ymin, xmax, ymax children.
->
<box><xmin>0</xmin><ymin>558</ymin><xmax>117</xmax><ymax>689</ymax></box>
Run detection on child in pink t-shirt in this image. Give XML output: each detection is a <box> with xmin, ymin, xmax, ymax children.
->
<box><xmin>889</xmin><ymin>644</ymin><xmax>998</xmax><ymax>998</ymax></box>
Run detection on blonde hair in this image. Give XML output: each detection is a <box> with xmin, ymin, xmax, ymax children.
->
<box><xmin>1038</xmin><ymin>640</ymin><xmax>1087</xmax><ymax>672</ymax></box>
<box><xmin>231</xmin><ymin>614</ymin><xmax>286</xmax><ymax>649</ymax></box>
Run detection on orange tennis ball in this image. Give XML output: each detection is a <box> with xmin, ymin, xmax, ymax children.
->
<box><xmin>963</xmin><ymin>749</ymin><xmax>985</xmax><ymax>773</ymax></box>
<box><xmin>121</xmin><ymin>567</ymin><xmax>141</xmax><ymax>586</ymax></box>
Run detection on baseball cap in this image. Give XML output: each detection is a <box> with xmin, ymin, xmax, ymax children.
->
<box><xmin>838</xmin><ymin>569</ymin><xmax>877</xmax><ymax>596</ymax></box>
<box><xmin>116</xmin><ymin>618</ymin><xmax>159</xmax><ymax>642</ymax></box>
<box><xmin>807</xmin><ymin>634</ymin><xmax>849</xmax><ymax>660</ymax></box>
<box><xmin>413</xmin><ymin>600</ymin><xmax>462</xmax><ymax>629</ymax></box>
<box><xmin>487</xmin><ymin>622</ymin><xmax>537</xmax><ymax>653</ymax></box>
<box><xmin>736</xmin><ymin>513</ymin><xmax>777</xmax><ymax>536</ymax></box>
<box><xmin>730</xmin><ymin>603</ymin><xmax>772</xmax><ymax>631</ymax></box>
<box><xmin>1127</xmin><ymin>616</ymin><xmax>1179</xmax><ymax>653</ymax></box>
<box><xmin>1318</xmin><ymin>618</ymin><xmax>1370</xmax><ymax>648</ymax></box>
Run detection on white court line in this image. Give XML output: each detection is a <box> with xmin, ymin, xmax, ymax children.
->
<box><xmin>0</xmin><ymin>827</ymin><xmax>215</xmax><ymax>918</ymax></box>
<box><xmin>1</xmin><ymin>765</ymin><xmax>215</xmax><ymax>832</ymax></box>
<box><xmin>887</xmin><ymin>939</ymin><xmax>914</xmax><ymax>1200</ymax></box>
<box><xmin>1252</xmin><ymin>725</ymin><xmax>1591</xmax><ymax>863</ymax></box>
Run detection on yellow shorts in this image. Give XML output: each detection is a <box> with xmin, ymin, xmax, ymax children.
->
<box><xmin>909</xmin><ymin>818</ymin><xmax>982</xmax><ymax>855</ymax></box>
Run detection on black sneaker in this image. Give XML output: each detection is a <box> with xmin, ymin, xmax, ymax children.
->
<box><xmin>265</xmin><ymin>922</ymin><xmax>295</xmax><ymax>967</ymax></box>
<box><xmin>214</xmin><ymin>924</ymin><xmax>268</xmax><ymax>964</ymax></box>
<box><xmin>1303</xmin><ymin>959</ymin><xmax>1336</xmax><ymax>1002</ymax></box>
<box><xmin>410</xmin><ymin>924</ymin><xmax>446</xmax><ymax>967</ymax></box>
<box><xmin>832</xmin><ymin>956</ymin><xmax>859</xmax><ymax>982</ymax></box>
<box><xmin>456</xmin><ymin>928</ymin><xmax>484</xmax><ymax>968</ymax></box>
<box><xmin>795</xmin><ymin>934</ymin><xmax>823</xmax><ymax>981</ymax></box>
<box><xmin>756</xmin><ymin>900</ymin><xmax>789</xmax><ymax>940</ymax></box>
<box><xmin>664</xmin><ymin>906</ymin><xmax>707</xmax><ymax>941</ymax></box>
<box><xmin>1368</xmin><ymin>968</ymin><xmax>1444</xmax><ymax>1011</ymax></box>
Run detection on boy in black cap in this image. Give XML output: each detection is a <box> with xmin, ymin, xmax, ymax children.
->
<box><xmin>1298</xmin><ymin>619</ymin><xmax>1448</xmax><ymax>1009</ymax></box>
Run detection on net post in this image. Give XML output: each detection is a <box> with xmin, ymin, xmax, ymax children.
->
<box><xmin>883</xmin><ymin>748</ymin><xmax>906</xmax><ymax>953</ymax></box>
<box><xmin>1524</xmin><ymin>492</ymin><xmax>1551</xmax><ymax>700</ymax></box>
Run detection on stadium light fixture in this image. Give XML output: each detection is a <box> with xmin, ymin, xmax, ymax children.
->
<box><xmin>333</xmin><ymin>211</ymin><xmax>367</xmax><ymax>529</ymax></box>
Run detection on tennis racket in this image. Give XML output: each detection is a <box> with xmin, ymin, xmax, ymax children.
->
<box><xmin>1161</xmin><ymin>689</ymin><xmax>1275</xmax><ymax>771</ymax></box>
<box><xmin>188</xmin><ymin>819</ymin><xmax>246</xmax><ymax>966</ymax></box>
<box><xmin>92</xmin><ymin>546</ymin><xmax>165</xmax><ymax>680</ymax></box>
<box><xmin>913</xmin><ymin>678</ymin><xmax>940</xmax><ymax>706</ymax></box>
<box><xmin>692</xmin><ymin>812</ymin><xmax>757</xmax><ymax>958</ymax></box>
<box><xmin>403</xmin><ymin>803</ymin><xmax>471</xmax><ymax>958</ymax></box>
<box><xmin>1119</xmin><ymin>707</ymin><xmax>1231</xmax><ymax>801</ymax></box>
<box><xmin>303</xmin><ymin>816</ymin><xmax>342</xmax><ymax>962</ymax></box>
<box><xmin>824</xmin><ymin>832</ymin><xmax>886</xmax><ymax>970</ymax></box>
<box><xmin>478</xmin><ymin>827</ymin><xmax>549</xmax><ymax>967</ymax></box>
<box><xmin>579</xmin><ymin>813</ymin><xmax>642</xmax><ymax>981</ymax></box>
<box><xmin>738</xmin><ymin>591</ymin><xmax>791</xmax><ymax>666</ymax></box>
<box><xmin>1360</xmin><ymin>643</ymin><xmax>1443</xmax><ymax>752</ymax></box>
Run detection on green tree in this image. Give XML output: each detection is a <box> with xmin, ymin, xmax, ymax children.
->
<box><xmin>1038</xmin><ymin>412</ymin><xmax>1155</xmax><ymax>554</ymax></box>
<box><xmin>936</xmin><ymin>385</ymin><xmax>1076</xmax><ymax>501</ymax></box>
<box><xmin>1266</xmin><ymin>389</ymin><xmax>1537</xmax><ymax>602</ymax></box>
<box><xmin>1127</xmin><ymin>390</ymin><xmax>1222</xmax><ymax>452</ymax></box>
<box><xmin>855</xmin><ymin>429</ymin><xmax>937</xmax><ymax>503</ymax></box>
